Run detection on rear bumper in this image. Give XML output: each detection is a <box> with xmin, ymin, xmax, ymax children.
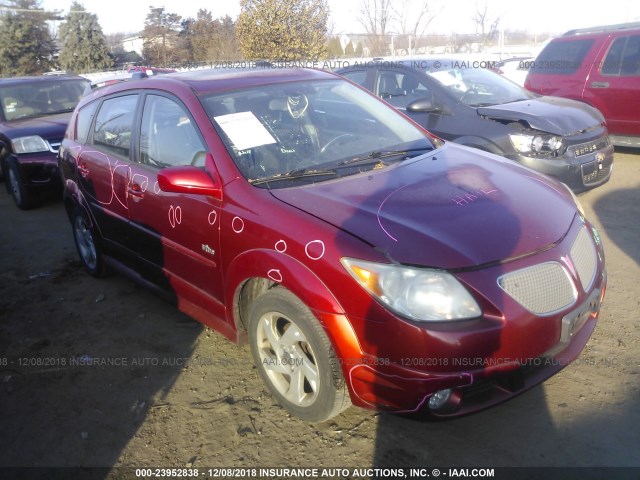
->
<box><xmin>609</xmin><ymin>135</ymin><xmax>640</xmax><ymax>148</ymax></box>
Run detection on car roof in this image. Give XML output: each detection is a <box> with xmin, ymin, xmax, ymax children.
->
<box><xmin>562</xmin><ymin>21</ymin><xmax>640</xmax><ymax>37</ymax></box>
<box><xmin>90</xmin><ymin>67</ymin><xmax>339</xmax><ymax>97</ymax></box>
<box><xmin>0</xmin><ymin>75</ymin><xmax>88</xmax><ymax>86</ymax></box>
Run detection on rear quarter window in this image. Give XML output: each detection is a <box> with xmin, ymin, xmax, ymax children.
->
<box><xmin>531</xmin><ymin>39</ymin><xmax>595</xmax><ymax>74</ymax></box>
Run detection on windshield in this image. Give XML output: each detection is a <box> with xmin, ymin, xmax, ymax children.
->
<box><xmin>201</xmin><ymin>79</ymin><xmax>436</xmax><ymax>187</ymax></box>
<box><xmin>0</xmin><ymin>79</ymin><xmax>88</xmax><ymax>121</ymax></box>
<box><xmin>426</xmin><ymin>67</ymin><xmax>531</xmax><ymax>107</ymax></box>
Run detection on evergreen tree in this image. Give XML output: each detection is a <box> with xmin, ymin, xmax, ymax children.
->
<box><xmin>355</xmin><ymin>42</ymin><xmax>364</xmax><ymax>57</ymax></box>
<box><xmin>58</xmin><ymin>2</ymin><xmax>113</xmax><ymax>73</ymax></box>
<box><xmin>327</xmin><ymin>37</ymin><xmax>343</xmax><ymax>58</ymax></box>
<box><xmin>237</xmin><ymin>0</ymin><xmax>329</xmax><ymax>61</ymax></box>
<box><xmin>0</xmin><ymin>0</ymin><xmax>57</xmax><ymax>76</ymax></box>
<box><xmin>142</xmin><ymin>6</ymin><xmax>182</xmax><ymax>67</ymax></box>
<box><xmin>183</xmin><ymin>10</ymin><xmax>239</xmax><ymax>63</ymax></box>
<box><xmin>344</xmin><ymin>41</ymin><xmax>355</xmax><ymax>57</ymax></box>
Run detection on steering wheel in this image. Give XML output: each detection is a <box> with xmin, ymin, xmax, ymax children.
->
<box><xmin>320</xmin><ymin>133</ymin><xmax>355</xmax><ymax>154</ymax></box>
<box><xmin>458</xmin><ymin>86</ymin><xmax>481</xmax><ymax>104</ymax></box>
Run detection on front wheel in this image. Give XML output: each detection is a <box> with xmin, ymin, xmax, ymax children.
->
<box><xmin>248</xmin><ymin>287</ymin><xmax>350</xmax><ymax>422</ymax></box>
<box><xmin>6</xmin><ymin>161</ymin><xmax>36</xmax><ymax>210</ymax></box>
<box><xmin>71</xmin><ymin>208</ymin><xmax>107</xmax><ymax>277</ymax></box>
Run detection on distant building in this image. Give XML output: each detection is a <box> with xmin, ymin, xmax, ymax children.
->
<box><xmin>122</xmin><ymin>36</ymin><xmax>144</xmax><ymax>56</ymax></box>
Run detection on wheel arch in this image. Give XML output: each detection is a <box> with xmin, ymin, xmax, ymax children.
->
<box><xmin>226</xmin><ymin>249</ymin><xmax>345</xmax><ymax>334</ymax></box>
<box><xmin>225</xmin><ymin>250</ymin><xmax>362</xmax><ymax>363</ymax></box>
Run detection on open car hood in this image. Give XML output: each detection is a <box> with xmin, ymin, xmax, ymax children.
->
<box><xmin>477</xmin><ymin>96</ymin><xmax>604</xmax><ymax>136</ymax></box>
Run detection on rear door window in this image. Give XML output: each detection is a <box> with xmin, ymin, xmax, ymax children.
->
<box><xmin>531</xmin><ymin>39</ymin><xmax>595</xmax><ymax>74</ymax></box>
<box><xmin>92</xmin><ymin>95</ymin><xmax>139</xmax><ymax>158</ymax></box>
<box><xmin>75</xmin><ymin>101</ymin><xmax>99</xmax><ymax>144</ymax></box>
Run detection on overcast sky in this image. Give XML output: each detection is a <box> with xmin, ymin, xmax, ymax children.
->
<box><xmin>33</xmin><ymin>0</ymin><xmax>640</xmax><ymax>37</ymax></box>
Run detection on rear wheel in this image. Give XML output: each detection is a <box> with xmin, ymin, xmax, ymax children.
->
<box><xmin>248</xmin><ymin>287</ymin><xmax>350</xmax><ymax>422</ymax></box>
<box><xmin>72</xmin><ymin>208</ymin><xmax>107</xmax><ymax>277</ymax></box>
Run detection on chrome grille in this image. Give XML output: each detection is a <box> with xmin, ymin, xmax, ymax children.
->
<box><xmin>498</xmin><ymin>262</ymin><xmax>577</xmax><ymax>315</ymax></box>
<box><xmin>572</xmin><ymin>137</ymin><xmax>610</xmax><ymax>157</ymax></box>
<box><xmin>570</xmin><ymin>227</ymin><xmax>597</xmax><ymax>292</ymax></box>
<box><xmin>47</xmin><ymin>139</ymin><xmax>62</xmax><ymax>154</ymax></box>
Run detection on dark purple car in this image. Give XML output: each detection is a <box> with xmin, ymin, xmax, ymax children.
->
<box><xmin>0</xmin><ymin>75</ymin><xmax>89</xmax><ymax>209</ymax></box>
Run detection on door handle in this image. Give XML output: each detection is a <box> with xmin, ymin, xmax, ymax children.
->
<box><xmin>77</xmin><ymin>162</ymin><xmax>89</xmax><ymax>178</ymax></box>
<box><xmin>590</xmin><ymin>81</ymin><xmax>609</xmax><ymax>88</ymax></box>
<box><xmin>128</xmin><ymin>183</ymin><xmax>144</xmax><ymax>198</ymax></box>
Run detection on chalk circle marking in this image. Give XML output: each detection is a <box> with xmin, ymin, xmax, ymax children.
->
<box><xmin>305</xmin><ymin>240</ymin><xmax>325</xmax><ymax>260</ymax></box>
<box><xmin>275</xmin><ymin>240</ymin><xmax>287</xmax><ymax>253</ymax></box>
<box><xmin>267</xmin><ymin>269</ymin><xmax>283</xmax><ymax>282</ymax></box>
<box><xmin>232</xmin><ymin>216</ymin><xmax>245</xmax><ymax>233</ymax></box>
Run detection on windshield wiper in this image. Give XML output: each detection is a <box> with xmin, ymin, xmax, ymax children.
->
<box><xmin>250</xmin><ymin>167</ymin><xmax>337</xmax><ymax>186</ymax></box>
<box><xmin>337</xmin><ymin>147</ymin><xmax>433</xmax><ymax>167</ymax></box>
<box><xmin>46</xmin><ymin>108</ymin><xmax>75</xmax><ymax>115</ymax></box>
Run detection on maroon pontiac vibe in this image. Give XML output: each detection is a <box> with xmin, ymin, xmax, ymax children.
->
<box><xmin>58</xmin><ymin>68</ymin><xmax>606</xmax><ymax>422</ymax></box>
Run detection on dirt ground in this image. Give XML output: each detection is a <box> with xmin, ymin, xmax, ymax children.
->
<box><xmin>1</xmin><ymin>150</ymin><xmax>639</xmax><ymax>477</ymax></box>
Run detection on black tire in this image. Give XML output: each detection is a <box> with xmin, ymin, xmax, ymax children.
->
<box><xmin>248</xmin><ymin>287</ymin><xmax>350</xmax><ymax>422</ymax></box>
<box><xmin>71</xmin><ymin>208</ymin><xmax>107</xmax><ymax>278</ymax></box>
<box><xmin>6</xmin><ymin>161</ymin><xmax>36</xmax><ymax>210</ymax></box>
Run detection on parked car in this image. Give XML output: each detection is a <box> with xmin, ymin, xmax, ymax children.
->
<box><xmin>59</xmin><ymin>68</ymin><xmax>606</xmax><ymax>422</ymax></box>
<box><xmin>525</xmin><ymin>22</ymin><xmax>640</xmax><ymax>148</ymax></box>
<box><xmin>337</xmin><ymin>58</ymin><xmax>613</xmax><ymax>192</ymax></box>
<box><xmin>490</xmin><ymin>56</ymin><xmax>534</xmax><ymax>86</ymax></box>
<box><xmin>83</xmin><ymin>71</ymin><xmax>151</xmax><ymax>93</ymax></box>
<box><xmin>0</xmin><ymin>74</ymin><xmax>89</xmax><ymax>209</ymax></box>
<box><xmin>127</xmin><ymin>65</ymin><xmax>177</xmax><ymax>76</ymax></box>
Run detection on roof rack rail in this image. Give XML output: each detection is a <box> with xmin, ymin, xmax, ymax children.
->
<box><xmin>563</xmin><ymin>22</ymin><xmax>640</xmax><ymax>36</ymax></box>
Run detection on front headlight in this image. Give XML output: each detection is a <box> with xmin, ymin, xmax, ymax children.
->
<box><xmin>341</xmin><ymin>258</ymin><xmax>481</xmax><ymax>321</ymax></box>
<box><xmin>11</xmin><ymin>136</ymin><xmax>49</xmax><ymax>154</ymax></box>
<box><xmin>509</xmin><ymin>133</ymin><xmax>563</xmax><ymax>155</ymax></box>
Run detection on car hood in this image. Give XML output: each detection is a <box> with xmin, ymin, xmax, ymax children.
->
<box><xmin>1</xmin><ymin>112</ymin><xmax>71</xmax><ymax>140</ymax></box>
<box><xmin>476</xmin><ymin>96</ymin><xmax>604</xmax><ymax>136</ymax></box>
<box><xmin>271</xmin><ymin>143</ymin><xmax>577</xmax><ymax>269</ymax></box>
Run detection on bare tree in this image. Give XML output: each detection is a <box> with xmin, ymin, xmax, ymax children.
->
<box><xmin>473</xmin><ymin>1</ymin><xmax>500</xmax><ymax>47</ymax></box>
<box><xmin>390</xmin><ymin>0</ymin><xmax>442</xmax><ymax>54</ymax></box>
<box><xmin>358</xmin><ymin>0</ymin><xmax>393</xmax><ymax>56</ymax></box>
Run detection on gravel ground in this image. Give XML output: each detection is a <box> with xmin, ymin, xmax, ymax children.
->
<box><xmin>0</xmin><ymin>149</ymin><xmax>639</xmax><ymax>478</ymax></box>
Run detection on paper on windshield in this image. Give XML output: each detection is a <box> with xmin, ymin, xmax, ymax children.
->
<box><xmin>214</xmin><ymin>111</ymin><xmax>276</xmax><ymax>151</ymax></box>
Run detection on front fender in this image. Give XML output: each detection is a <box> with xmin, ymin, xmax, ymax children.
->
<box><xmin>225</xmin><ymin>248</ymin><xmax>346</xmax><ymax>319</ymax></box>
<box><xmin>453</xmin><ymin>135</ymin><xmax>504</xmax><ymax>155</ymax></box>
<box><xmin>224</xmin><ymin>249</ymin><xmax>364</xmax><ymax>373</ymax></box>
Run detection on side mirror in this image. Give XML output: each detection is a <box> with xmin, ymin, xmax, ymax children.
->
<box><xmin>158</xmin><ymin>165</ymin><xmax>222</xmax><ymax>201</ymax></box>
<box><xmin>406</xmin><ymin>97</ymin><xmax>439</xmax><ymax>113</ymax></box>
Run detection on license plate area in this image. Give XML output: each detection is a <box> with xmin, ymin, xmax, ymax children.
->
<box><xmin>559</xmin><ymin>288</ymin><xmax>601</xmax><ymax>344</ymax></box>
